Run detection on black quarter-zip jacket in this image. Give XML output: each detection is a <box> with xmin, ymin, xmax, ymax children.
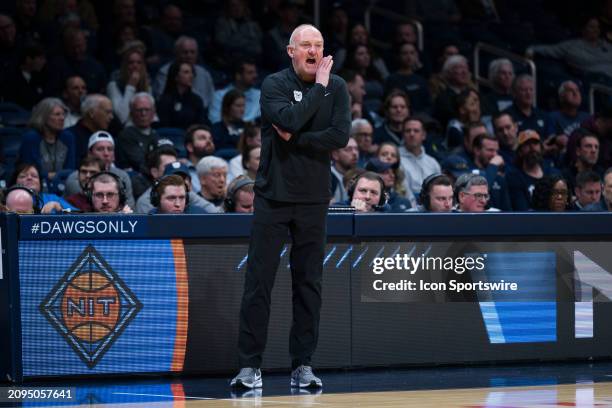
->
<box><xmin>256</xmin><ymin>67</ymin><xmax>351</xmax><ymax>203</ymax></box>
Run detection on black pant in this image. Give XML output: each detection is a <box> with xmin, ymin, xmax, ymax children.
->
<box><xmin>238</xmin><ymin>194</ymin><xmax>328</xmax><ymax>369</ymax></box>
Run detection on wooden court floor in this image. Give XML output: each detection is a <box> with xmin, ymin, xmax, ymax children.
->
<box><xmin>11</xmin><ymin>362</ymin><xmax>612</xmax><ymax>408</ymax></box>
<box><xmin>40</xmin><ymin>382</ymin><xmax>612</xmax><ymax>407</ymax></box>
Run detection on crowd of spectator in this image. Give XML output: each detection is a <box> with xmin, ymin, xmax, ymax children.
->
<box><xmin>0</xmin><ymin>0</ymin><xmax>612</xmax><ymax>215</ymax></box>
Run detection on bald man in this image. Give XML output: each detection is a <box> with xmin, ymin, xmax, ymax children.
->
<box><xmin>231</xmin><ymin>24</ymin><xmax>350</xmax><ymax>390</ymax></box>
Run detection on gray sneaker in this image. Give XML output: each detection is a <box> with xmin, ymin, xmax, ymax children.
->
<box><xmin>290</xmin><ymin>365</ymin><xmax>322</xmax><ymax>388</ymax></box>
<box><xmin>230</xmin><ymin>367</ymin><xmax>263</xmax><ymax>388</ymax></box>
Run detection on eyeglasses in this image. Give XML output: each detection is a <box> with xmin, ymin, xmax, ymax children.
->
<box><xmin>463</xmin><ymin>192</ymin><xmax>489</xmax><ymax>201</ymax></box>
<box><xmin>93</xmin><ymin>192</ymin><xmax>118</xmax><ymax>200</ymax></box>
<box><xmin>552</xmin><ymin>189</ymin><xmax>568</xmax><ymax>197</ymax></box>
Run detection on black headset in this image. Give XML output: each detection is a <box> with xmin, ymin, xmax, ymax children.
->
<box><xmin>347</xmin><ymin>171</ymin><xmax>388</xmax><ymax>208</ymax></box>
<box><xmin>3</xmin><ymin>184</ymin><xmax>42</xmax><ymax>213</ymax></box>
<box><xmin>224</xmin><ymin>176</ymin><xmax>255</xmax><ymax>212</ymax></box>
<box><xmin>420</xmin><ymin>173</ymin><xmax>446</xmax><ymax>211</ymax></box>
<box><xmin>150</xmin><ymin>174</ymin><xmax>191</xmax><ymax>208</ymax></box>
<box><xmin>86</xmin><ymin>171</ymin><xmax>127</xmax><ymax>208</ymax></box>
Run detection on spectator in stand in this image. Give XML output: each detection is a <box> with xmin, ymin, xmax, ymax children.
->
<box><xmin>365</xmin><ymin>158</ymin><xmax>412</xmax><ymax>212</ymax></box>
<box><xmin>64</xmin><ymin>131</ymin><xmax>135</xmax><ymax>208</ymax></box>
<box><xmin>428</xmin><ymin>43</ymin><xmax>461</xmax><ymax>100</ymax></box>
<box><xmin>241</xmin><ymin>145</ymin><xmax>261</xmax><ymax>182</ymax></box>
<box><xmin>351</xmin><ymin>118</ymin><xmax>376</xmax><ymax>167</ymax></box>
<box><xmin>148</xmin><ymin>4</ymin><xmax>185</xmax><ymax>68</ymax></box>
<box><xmin>471</xmin><ymin>134</ymin><xmax>512</xmax><ymax>211</ymax></box>
<box><xmin>157</xmin><ymin>61</ymin><xmax>207</xmax><ymax>129</ymax></box>
<box><xmin>399</xmin><ymin>117</ymin><xmax>441</xmax><ymax>195</ymax></box>
<box><xmin>331</xmin><ymin>137</ymin><xmax>359</xmax><ymax>204</ymax></box>
<box><xmin>228</xmin><ymin>122</ymin><xmax>261</xmax><ymax>183</ymax></box>
<box><xmin>153</xmin><ymin>36</ymin><xmax>215</xmax><ymax>111</ymax></box>
<box><xmin>527</xmin><ymin>17</ymin><xmax>612</xmax><ymax>83</ymax></box>
<box><xmin>209</xmin><ymin>60</ymin><xmax>261</xmax><ymax>124</ymax></box>
<box><xmin>149</xmin><ymin>174</ymin><xmax>189</xmax><ymax>214</ymax></box>
<box><xmin>340</xmin><ymin>69</ymin><xmax>379</xmax><ymax>125</ymax></box>
<box><xmin>454</xmin><ymin>173</ymin><xmax>494</xmax><ymax>212</ymax></box>
<box><xmin>62</xmin><ymin>76</ymin><xmax>87</xmax><ymax>128</ymax></box>
<box><xmin>373</xmin><ymin>90</ymin><xmax>410</xmax><ymax>145</ymax></box>
<box><xmin>184</xmin><ymin>124</ymin><xmax>216</xmax><ymax>192</ymax></box>
<box><xmin>335</xmin><ymin>23</ymin><xmax>389</xmax><ymax>81</ymax></box>
<box><xmin>345</xmin><ymin>43</ymin><xmax>385</xmax><ymax>110</ymax></box>
<box><xmin>8</xmin><ymin>162</ymin><xmax>75</xmax><ymax>209</ymax></box>
<box><xmin>116</xmin><ymin>93</ymin><xmax>159</xmax><ymax>172</ymax></box>
<box><xmin>451</xmin><ymin>121</ymin><xmax>489</xmax><ymax>166</ymax></box>
<box><xmin>214</xmin><ymin>0</ymin><xmax>263</xmax><ymax>67</ymax></box>
<box><xmin>412</xmin><ymin>174</ymin><xmax>454</xmax><ymax>212</ymax></box>
<box><xmin>107</xmin><ymin>45</ymin><xmax>152</xmax><ymax>125</ymax></box>
<box><xmin>507</xmin><ymin>130</ymin><xmax>560</xmax><ymax>211</ymax></box>
<box><xmin>346</xmin><ymin>171</ymin><xmax>388</xmax><ymax>213</ymax></box>
<box><xmin>19</xmin><ymin>98</ymin><xmax>76</xmax><ymax>181</ymax></box>
<box><xmin>567</xmin><ymin>105</ymin><xmax>612</xmax><ymax>169</ymax></box>
<box><xmin>223</xmin><ymin>175</ymin><xmax>255</xmax><ymax>213</ymax></box>
<box><xmin>584</xmin><ymin>167</ymin><xmax>612</xmax><ymax>211</ymax></box>
<box><xmin>377</xmin><ymin>141</ymin><xmax>417</xmax><ymax>207</ymax></box>
<box><xmin>65</xmin><ymin>155</ymin><xmax>105</xmax><ymax>211</ymax></box>
<box><xmin>544</xmin><ymin>81</ymin><xmax>589</xmax><ymax>165</ymax></box>
<box><xmin>482</xmin><ymin>58</ymin><xmax>514</xmax><ymax>115</ymax></box>
<box><xmin>492</xmin><ymin>112</ymin><xmax>519</xmax><ymax>166</ymax></box>
<box><xmin>147</xmin><ymin>162</ymin><xmax>210</xmax><ymax>214</ymax></box>
<box><xmin>134</xmin><ymin>144</ymin><xmax>179</xmax><ymax>212</ymax></box>
<box><xmin>47</xmin><ymin>27</ymin><xmax>106</xmax><ymax>95</ymax></box>
<box><xmin>64</xmin><ymin>94</ymin><xmax>114</xmax><ymax>160</ymax></box>
<box><xmin>562</xmin><ymin>130</ymin><xmax>603</xmax><ymax>190</ymax></box>
<box><xmin>262</xmin><ymin>0</ymin><xmax>301</xmax><ymax>72</ymax></box>
<box><xmin>87</xmin><ymin>172</ymin><xmax>132</xmax><ymax>213</ymax></box>
<box><xmin>531</xmin><ymin>175</ymin><xmax>571</xmax><ymax>212</ymax></box>
<box><xmin>571</xmin><ymin>170</ymin><xmax>602</xmax><ymax>211</ymax></box>
<box><xmin>433</xmin><ymin>54</ymin><xmax>474</xmax><ymax>128</ymax></box>
<box><xmin>2</xmin><ymin>185</ymin><xmax>41</xmax><ymax>214</ymax></box>
<box><xmin>1</xmin><ymin>41</ymin><xmax>47</xmax><ymax>110</ymax></box>
<box><xmin>446</xmin><ymin>88</ymin><xmax>492</xmax><ymax>149</ymax></box>
<box><xmin>196</xmin><ymin>156</ymin><xmax>228</xmax><ymax>213</ymax></box>
<box><xmin>502</xmin><ymin>74</ymin><xmax>549</xmax><ymax>136</ymax></box>
<box><xmin>211</xmin><ymin>89</ymin><xmax>246</xmax><ymax>156</ymax></box>
<box><xmin>384</xmin><ymin>42</ymin><xmax>431</xmax><ymax>114</ymax></box>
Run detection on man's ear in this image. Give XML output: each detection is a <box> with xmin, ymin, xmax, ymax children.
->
<box><xmin>287</xmin><ymin>45</ymin><xmax>294</xmax><ymax>59</ymax></box>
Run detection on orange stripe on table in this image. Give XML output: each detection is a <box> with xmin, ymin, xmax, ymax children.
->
<box><xmin>171</xmin><ymin>239</ymin><xmax>188</xmax><ymax>372</ymax></box>
<box><xmin>171</xmin><ymin>382</ymin><xmax>186</xmax><ymax>407</ymax></box>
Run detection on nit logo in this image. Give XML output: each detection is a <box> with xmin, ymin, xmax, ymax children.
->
<box><xmin>39</xmin><ymin>245</ymin><xmax>142</xmax><ymax>368</ymax></box>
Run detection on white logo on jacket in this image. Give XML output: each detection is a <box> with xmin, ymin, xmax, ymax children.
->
<box><xmin>293</xmin><ymin>90</ymin><xmax>302</xmax><ymax>102</ymax></box>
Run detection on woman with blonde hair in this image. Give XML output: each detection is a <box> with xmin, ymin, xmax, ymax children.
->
<box><xmin>107</xmin><ymin>44</ymin><xmax>152</xmax><ymax>124</ymax></box>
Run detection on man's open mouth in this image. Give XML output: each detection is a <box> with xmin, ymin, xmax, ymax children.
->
<box><xmin>306</xmin><ymin>58</ymin><xmax>317</xmax><ymax>65</ymax></box>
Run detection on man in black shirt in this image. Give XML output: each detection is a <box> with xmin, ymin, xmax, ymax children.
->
<box><xmin>231</xmin><ymin>24</ymin><xmax>350</xmax><ymax>389</ymax></box>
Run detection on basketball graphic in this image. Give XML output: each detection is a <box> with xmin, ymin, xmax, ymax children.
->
<box><xmin>62</xmin><ymin>272</ymin><xmax>121</xmax><ymax>342</ymax></box>
<box><xmin>40</xmin><ymin>245</ymin><xmax>142</xmax><ymax>368</ymax></box>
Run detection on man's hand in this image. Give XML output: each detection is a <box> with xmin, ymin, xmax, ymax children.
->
<box><xmin>351</xmin><ymin>198</ymin><xmax>367</xmax><ymax>212</ymax></box>
<box><xmin>316</xmin><ymin>55</ymin><xmax>333</xmax><ymax>88</ymax></box>
<box><xmin>273</xmin><ymin>124</ymin><xmax>292</xmax><ymax>141</ymax></box>
<box><xmin>121</xmin><ymin>205</ymin><xmax>133</xmax><ymax>214</ymax></box>
<box><xmin>41</xmin><ymin>201</ymin><xmax>63</xmax><ymax>214</ymax></box>
<box><xmin>489</xmin><ymin>155</ymin><xmax>504</xmax><ymax>167</ymax></box>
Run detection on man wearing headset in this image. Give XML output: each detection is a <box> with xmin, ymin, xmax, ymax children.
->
<box><xmin>411</xmin><ymin>174</ymin><xmax>454</xmax><ymax>212</ymax></box>
<box><xmin>3</xmin><ymin>185</ymin><xmax>41</xmax><ymax>213</ymax></box>
<box><xmin>88</xmin><ymin>172</ymin><xmax>133</xmax><ymax>213</ymax></box>
<box><xmin>150</xmin><ymin>175</ymin><xmax>189</xmax><ymax>214</ymax></box>
<box><xmin>224</xmin><ymin>175</ymin><xmax>255</xmax><ymax>213</ymax></box>
<box><xmin>149</xmin><ymin>162</ymin><xmax>208</xmax><ymax>214</ymax></box>
<box><xmin>348</xmin><ymin>171</ymin><xmax>388</xmax><ymax>213</ymax></box>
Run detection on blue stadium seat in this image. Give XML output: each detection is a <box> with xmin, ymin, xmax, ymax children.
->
<box><xmin>156</xmin><ymin>127</ymin><xmax>187</xmax><ymax>158</ymax></box>
<box><xmin>0</xmin><ymin>102</ymin><xmax>31</xmax><ymax>127</ymax></box>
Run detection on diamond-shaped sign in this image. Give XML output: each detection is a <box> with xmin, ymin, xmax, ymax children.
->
<box><xmin>40</xmin><ymin>245</ymin><xmax>142</xmax><ymax>368</ymax></box>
